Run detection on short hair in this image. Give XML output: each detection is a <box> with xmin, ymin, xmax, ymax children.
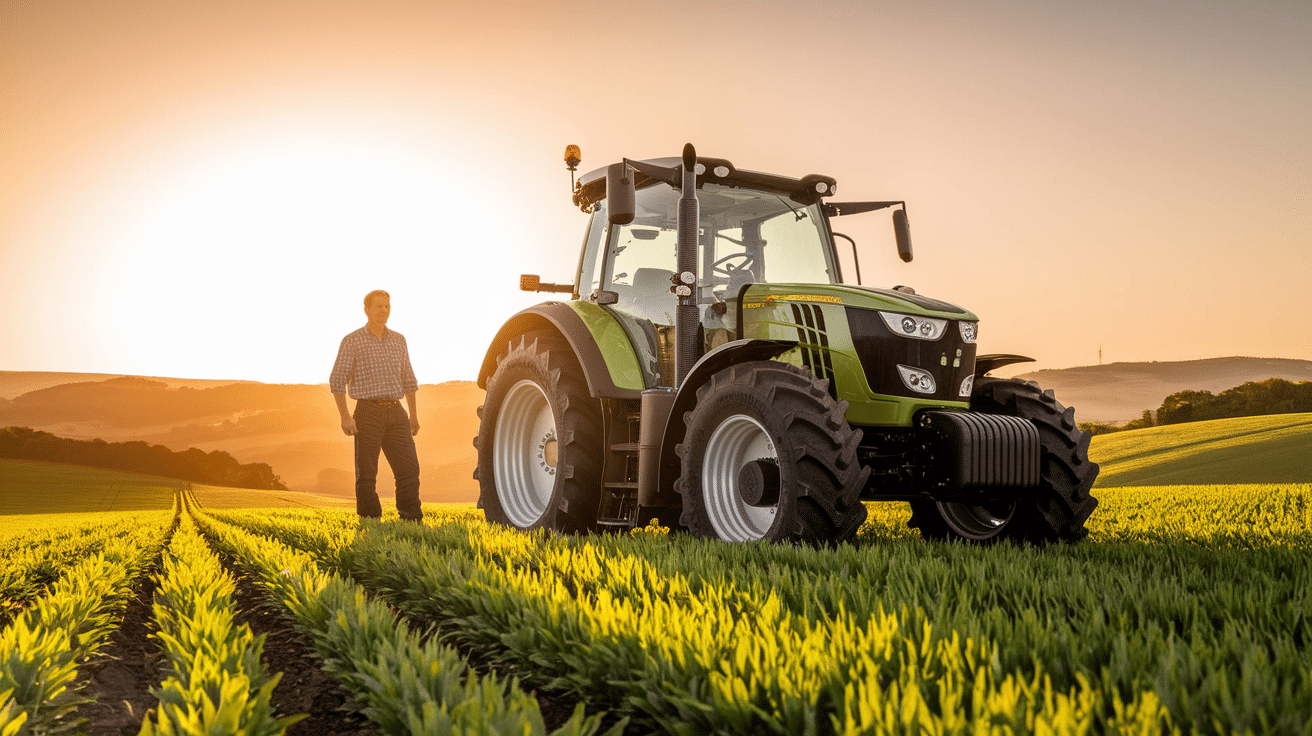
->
<box><xmin>364</xmin><ymin>290</ymin><xmax>390</xmax><ymax>309</ymax></box>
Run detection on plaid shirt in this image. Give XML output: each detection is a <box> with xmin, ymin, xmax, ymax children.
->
<box><xmin>330</xmin><ymin>326</ymin><xmax>419</xmax><ymax>400</ymax></box>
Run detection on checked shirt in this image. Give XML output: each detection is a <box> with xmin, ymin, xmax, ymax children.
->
<box><xmin>329</xmin><ymin>326</ymin><xmax>419</xmax><ymax>400</ymax></box>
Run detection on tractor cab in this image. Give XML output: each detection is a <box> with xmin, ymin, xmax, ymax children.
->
<box><xmin>571</xmin><ymin>157</ymin><xmax>865</xmax><ymax>387</ymax></box>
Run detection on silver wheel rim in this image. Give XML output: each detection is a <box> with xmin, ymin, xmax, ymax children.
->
<box><xmin>702</xmin><ymin>414</ymin><xmax>777</xmax><ymax>542</ymax></box>
<box><xmin>493</xmin><ymin>379</ymin><xmax>557</xmax><ymax>528</ymax></box>
<box><xmin>936</xmin><ymin>500</ymin><xmax>1016</xmax><ymax>540</ymax></box>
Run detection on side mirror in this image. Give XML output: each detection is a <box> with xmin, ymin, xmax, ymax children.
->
<box><xmin>893</xmin><ymin>208</ymin><xmax>913</xmax><ymax>263</ymax></box>
<box><xmin>607</xmin><ymin>163</ymin><xmax>635</xmax><ymax>225</ymax></box>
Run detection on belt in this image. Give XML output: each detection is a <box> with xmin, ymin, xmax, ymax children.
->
<box><xmin>357</xmin><ymin>398</ymin><xmax>401</xmax><ymax>407</ymax></box>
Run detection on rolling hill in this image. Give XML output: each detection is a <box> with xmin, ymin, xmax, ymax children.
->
<box><xmin>0</xmin><ymin>374</ymin><xmax>482</xmax><ymax>502</ymax></box>
<box><xmin>1089</xmin><ymin>412</ymin><xmax>1312</xmax><ymax>487</ymax></box>
<box><xmin>1014</xmin><ymin>356</ymin><xmax>1312</xmax><ymax>422</ymax></box>
<box><xmin>0</xmin><ymin>458</ymin><xmax>355</xmax><ymax>517</ymax></box>
<box><xmin>2</xmin><ymin>356</ymin><xmax>1308</xmax><ymax>502</ymax></box>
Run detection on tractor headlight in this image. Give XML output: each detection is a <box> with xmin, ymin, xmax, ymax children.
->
<box><xmin>880</xmin><ymin>312</ymin><xmax>947</xmax><ymax>341</ymax></box>
<box><xmin>897</xmin><ymin>365</ymin><xmax>937</xmax><ymax>394</ymax></box>
<box><xmin>958</xmin><ymin>321</ymin><xmax>977</xmax><ymax>343</ymax></box>
<box><xmin>959</xmin><ymin>375</ymin><xmax>974</xmax><ymax>398</ymax></box>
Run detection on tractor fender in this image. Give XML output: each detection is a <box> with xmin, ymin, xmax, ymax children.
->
<box><xmin>974</xmin><ymin>353</ymin><xmax>1035</xmax><ymax>378</ymax></box>
<box><xmin>654</xmin><ymin>338</ymin><xmax>797</xmax><ymax>505</ymax></box>
<box><xmin>477</xmin><ymin>302</ymin><xmax>644</xmax><ymax>400</ymax></box>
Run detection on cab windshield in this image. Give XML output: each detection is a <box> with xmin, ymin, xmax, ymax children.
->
<box><xmin>593</xmin><ymin>182</ymin><xmax>836</xmax><ymax>328</ymax></box>
<box><xmin>576</xmin><ymin>182</ymin><xmax>837</xmax><ymax>386</ymax></box>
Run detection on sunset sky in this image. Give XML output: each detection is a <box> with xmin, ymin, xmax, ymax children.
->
<box><xmin>3</xmin><ymin>0</ymin><xmax>1309</xmax><ymax>386</ymax></box>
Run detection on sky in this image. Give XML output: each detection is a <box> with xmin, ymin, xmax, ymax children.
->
<box><xmin>2</xmin><ymin>0</ymin><xmax>1309</xmax><ymax>385</ymax></box>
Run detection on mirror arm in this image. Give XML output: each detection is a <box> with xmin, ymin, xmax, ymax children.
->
<box><xmin>625</xmin><ymin>159</ymin><xmax>682</xmax><ymax>188</ymax></box>
<box><xmin>832</xmin><ymin>232</ymin><xmax>861</xmax><ymax>285</ymax></box>
<box><xmin>823</xmin><ymin>200</ymin><xmax>903</xmax><ymax>217</ymax></box>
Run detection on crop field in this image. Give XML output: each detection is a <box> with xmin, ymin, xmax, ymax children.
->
<box><xmin>0</xmin><ymin>460</ymin><xmax>182</xmax><ymax>516</ymax></box>
<box><xmin>1090</xmin><ymin>412</ymin><xmax>1312</xmax><ymax>486</ymax></box>
<box><xmin>1</xmin><ymin>466</ymin><xmax>1310</xmax><ymax>733</ymax></box>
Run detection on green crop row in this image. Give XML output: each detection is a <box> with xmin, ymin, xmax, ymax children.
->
<box><xmin>216</xmin><ymin>488</ymin><xmax>1312</xmax><ymax>736</ymax></box>
<box><xmin>140</xmin><ymin>514</ymin><xmax>304</xmax><ymax>735</ymax></box>
<box><xmin>1088</xmin><ymin>483</ymin><xmax>1312</xmax><ymax>548</ymax></box>
<box><xmin>0</xmin><ymin>511</ymin><xmax>174</xmax><ymax>626</ymax></box>
<box><xmin>0</xmin><ymin>516</ymin><xmax>171</xmax><ymax>735</ymax></box>
<box><xmin>215</xmin><ymin>511</ymin><xmax>1159</xmax><ymax>735</ymax></box>
<box><xmin>192</xmin><ymin>509</ymin><xmax>622</xmax><ymax>736</ymax></box>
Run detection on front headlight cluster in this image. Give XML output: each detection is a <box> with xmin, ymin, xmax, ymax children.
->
<box><xmin>879</xmin><ymin>312</ymin><xmax>947</xmax><ymax>341</ymax></box>
<box><xmin>897</xmin><ymin>365</ymin><xmax>937</xmax><ymax>395</ymax></box>
<box><xmin>959</xmin><ymin>321</ymin><xmax>978</xmax><ymax>343</ymax></box>
<box><xmin>959</xmin><ymin>375</ymin><xmax>974</xmax><ymax>398</ymax></box>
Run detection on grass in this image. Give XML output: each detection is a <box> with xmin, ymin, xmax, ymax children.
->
<box><xmin>0</xmin><ymin>459</ymin><xmax>355</xmax><ymax>524</ymax></box>
<box><xmin>189</xmin><ymin>483</ymin><xmax>357</xmax><ymax>511</ymax></box>
<box><xmin>0</xmin><ymin>459</ymin><xmax>180</xmax><ymax>515</ymax></box>
<box><xmin>1090</xmin><ymin>411</ymin><xmax>1312</xmax><ymax>486</ymax></box>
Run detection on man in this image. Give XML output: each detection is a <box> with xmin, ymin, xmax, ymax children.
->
<box><xmin>329</xmin><ymin>289</ymin><xmax>423</xmax><ymax>521</ymax></box>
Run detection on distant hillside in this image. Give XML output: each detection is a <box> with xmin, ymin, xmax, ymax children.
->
<box><xmin>0</xmin><ymin>373</ymin><xmax>483</xmax><ymax>502</ymax></box>
<box><xmin>1015</xmin><ymin>357</ymin><xmax>1312</xmax><ymax>422</ymax></box>
<box><xmin>0</xmin><ymin>459</ymin><xmax>355</xmax><ymax>516</ymax></box>
<box><xmin>0</xmin><ymin>371</ymin><xmax>251</xmax><ymax>399</ymax></box>
<box><xmin>0</xmin><ymin>427</ymin><xmax>287</xmax><ymax>491</ymax></box>
<box><xmin>4</xmin><ymin>356</ymin><xmax>1308</xmax><ymax>501</ymax></box>
<box><xmin>1089</xmin><ymin>412</ymin><xmax>1312</xmax><ymax>487</ymax></box>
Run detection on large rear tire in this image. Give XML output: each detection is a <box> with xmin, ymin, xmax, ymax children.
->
<box><xmin>475</xmin><ymin>334</ymin><xmax>603</xmax><ymax>533</ymax></box>
<box><xmin>676</xmin><ymin>361</ymin><xmax>869</xmax><ymax>544</ymax></box>
<box><xmin>909</xmin><ymin>377</ymin><xmax>1099</xmax><ymax>543</ymax></box>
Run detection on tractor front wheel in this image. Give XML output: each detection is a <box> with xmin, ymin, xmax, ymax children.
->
<box><xmin>676</xmin><ymin>361</ymin><xmax>868</xmax><ymax>544</ymax></box>
<box><xmin>909</xmin><ymin>377</ymin><xmax>1100</xmax><ymax>543</ymax></box>
<box><xmin>475</xmin><ymin>334</ymin><xmax>603</xmax><ymax>533</ymax></box>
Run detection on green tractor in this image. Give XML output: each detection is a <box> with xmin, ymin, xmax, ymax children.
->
<box><xmin>474</xmin><ymin>144</ymin><xmax>1098</xmax><ymax>544</ymax></box>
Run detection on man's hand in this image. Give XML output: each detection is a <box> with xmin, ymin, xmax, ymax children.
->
<box><xmin>333</xmin><ymin>393</ymin><xmax>355</xmax><ymax>435</ymax></box>
<box><xmin>405</xmin><ymin>391</ymin><xmax>420</xmax><ymax>437</ymax></box>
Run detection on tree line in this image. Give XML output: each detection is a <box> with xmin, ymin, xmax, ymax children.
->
<box><xmin>0</xmin><ymin>427</ymin><xmax>288</xmax><ymax>491</ymax></box>
<box><xmin>1079</xmin><ymin>378</ymin><xmax>1312</xmax><ymax>436</ymax></box>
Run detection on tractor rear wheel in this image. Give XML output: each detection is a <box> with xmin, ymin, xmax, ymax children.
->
<box><xmin>475</xmin><ymin>333</ymin><xmax>603</xmax><ymax>533</ymax></box>
<box><xmin>909</xmin><ymin>377</ymin><xmax>1099</xmax><ymax>543</ymax></box>
<box><xmin>676</xmin><ymin>361</ymin><xmax>869</xmax><ymax>544</ymax></box>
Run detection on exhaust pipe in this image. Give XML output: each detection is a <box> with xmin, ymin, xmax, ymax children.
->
<box><xmin>675</xmin><ymin>143</ymin><xmax>699</xmax><ymax>387</ymax></box>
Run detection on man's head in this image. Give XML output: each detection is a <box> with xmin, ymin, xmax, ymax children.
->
<box><xmin>364</xmin><ymin>290</ymin><xmax>391</xmax><ymax>328</ymax></box>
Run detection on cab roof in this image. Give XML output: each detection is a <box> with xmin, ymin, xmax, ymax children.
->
<box><xmin>572</xmin><ymin>156</ymin><xmax>836</xmax><ymax>212</ymax></box>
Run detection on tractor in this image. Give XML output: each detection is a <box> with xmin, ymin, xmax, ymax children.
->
<box><xmin>474</xmin><ymin>144</ymin><xmax>1098</xmax><ymax>544</ymax></box>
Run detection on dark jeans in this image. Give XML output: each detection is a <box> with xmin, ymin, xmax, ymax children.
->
<box><xmin>353</xmin><ymin>401</ymin><xmax>422</xmax><ymax>521</ymax></box>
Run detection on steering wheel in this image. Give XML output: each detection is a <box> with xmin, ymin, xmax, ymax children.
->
<box><xmin>710</xmin><ymin>252</ymin><xmax>758</xmax><ymax>279</ymax></box>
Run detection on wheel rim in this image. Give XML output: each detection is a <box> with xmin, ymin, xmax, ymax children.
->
<box><xmin>701</xmin><ymin>414</ymin><xmax>777</xmax><ymax>542</ymax></box>
<box><xmin>935</xmin><ymin>500</ymin><xmax>1017</xmax><ymax>541</ymax></box>
<box><xmin>493</xmin><ymin>379</ymin><xmax>557</xmax><ymax>528</ymax></box>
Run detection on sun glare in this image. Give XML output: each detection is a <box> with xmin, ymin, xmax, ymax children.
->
<box><xmin>94</xmin><ymin>128</ymin><xmax>494</xmax><ymax>383</ymax></box>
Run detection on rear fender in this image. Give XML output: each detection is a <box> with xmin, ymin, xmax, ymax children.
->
<box><xmin>478</xmin><ymin>302</ymin><xmax>644</xmax><ymax>399</ymax></box>
<box><xmin>653</xmin><ymin>338</ymin><xmax>797</xmax><ymax>506</ymax></box>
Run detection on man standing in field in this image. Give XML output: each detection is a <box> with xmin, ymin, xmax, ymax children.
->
<box><xmin>330</xmin><ymin>289</ymin><xmax>423</xmax><ymax>522</ymax></box>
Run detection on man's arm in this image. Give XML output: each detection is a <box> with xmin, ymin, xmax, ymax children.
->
<box><xmin>399</xmin><ymin>334</ymin><xmax>420</xmax><ymax>437</ymax></box>
<box><xmin>330</xmin><ymin>333</ymin><xmax>357</xmax><ymax>435</ymax></box>
<box><xmin>334</xmin><ymin>392</ymin><xmax>356</xmax><ymax>435</ymax></box>
<box><xmin>405</xmin><ymin>391</ymin><xmax>419</xmax><ymax>436</ymax></box>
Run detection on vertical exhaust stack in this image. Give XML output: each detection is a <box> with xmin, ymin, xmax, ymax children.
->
<box><xmin>675</xmin><ymin>143</ymin><xmax>699</xmax><ymax>387</ymax></box>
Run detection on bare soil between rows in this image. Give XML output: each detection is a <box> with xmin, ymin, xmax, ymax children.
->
<box><xmin>70</xmin><ymin>553</ymin><xmax>590</xmax><ymax>734</ymax></box>
<box><xmin>74</xmin><ymin>562</ymin><xmax>377</xmax><ymax>735</ymax></box>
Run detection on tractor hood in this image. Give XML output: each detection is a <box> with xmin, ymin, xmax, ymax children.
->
<box><xmin>740</xmin><ymin>283</ymin><xmax>977</xmax><ymax>321</ymax></box>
